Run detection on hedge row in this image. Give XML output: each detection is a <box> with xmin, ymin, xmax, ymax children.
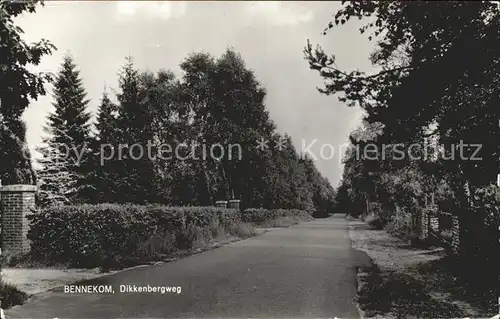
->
<box><xmin>241</xmin><ymin>208</ymin><xmax>312</xmax><ymax>225</ymax></box>
<box><xmin>26</xmin><ymin>205</ymin><xmax>313</xmax><ymax>269</ymax></box>
<box><xmin>27</xmin><ymin>204</ymin><xmax>243</xmax><ymax>269</ymax></box>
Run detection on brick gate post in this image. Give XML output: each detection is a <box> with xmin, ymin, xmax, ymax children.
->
<box><xmin>0</xmin><ymin>184</ymin><xmax>37</xmax><ymax>255</ymax></box>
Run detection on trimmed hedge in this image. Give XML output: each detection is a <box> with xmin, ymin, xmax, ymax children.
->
<box><xmin>241</xmin><ymin>208</ymin><xmax>312</xmax><ymax>225</ymax></box>
<box><xmin>27</xmin><ymin>204</ymin><xmax>243</xmax><ymax>269</ymax></box>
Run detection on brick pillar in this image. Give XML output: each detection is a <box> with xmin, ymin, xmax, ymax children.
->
<box><xmin>420</xmin><ymin>209</ymin><xmax>429</xmax><ymax>240</ymax></box>
<box><xmin>451</xmin><ymin>215</ymin><xmax>460</xmax><ymax>255</ymax></box>
<box><xmin>227</xmin><ymin>199</ymin><xmax>241</xmax><ymax>210</ymax></box>
<box><xmin>0</xmin><ymin>185</ymin><xmax>37</xmax><ymax>255</ymax></box>
<box><xmin>215</xmin><ymin>200</ymin><xmax>228</xmax><ymax>208</ymax></box>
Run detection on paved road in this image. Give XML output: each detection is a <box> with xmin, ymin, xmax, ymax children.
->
<box><xmin>6</xmin><ymin>215</ymin><xmax>368</xmax><ymax>319</ymax></box>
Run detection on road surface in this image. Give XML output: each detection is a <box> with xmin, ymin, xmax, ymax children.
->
<box><xmin>6</xmin><ymin>215</ymin><xmax>369</xmax><ymax>318</ymax></box>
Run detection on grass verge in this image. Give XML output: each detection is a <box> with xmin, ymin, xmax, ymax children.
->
<box><xmin>349</xmin><ymin>218</ymin><xmax>498</xmax><ymax>318</ymax></box>
<box><xmin>256</xmin><ymin>215</ymin><xmax>313</xmax><ymax>228</ymax></box>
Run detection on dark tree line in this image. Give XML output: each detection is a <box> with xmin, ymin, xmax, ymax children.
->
<box><xmin>7</xmin><ymin>26</ymin><xmax>334</xmax><ymax>215</ymax></box>
<box><xmin>36</xmin><ymin>52</ymin><xmax>335</xmax><ymax>216</ymax></box>
<box><xmin>306</xmin><ymin>1</ymin><xmax>500</xmax><ymax>267</ymax></box>
<box><xmin>1</xmin><ymin>1</ymin><xmax>335</xmax><ymax>215</ymax></box>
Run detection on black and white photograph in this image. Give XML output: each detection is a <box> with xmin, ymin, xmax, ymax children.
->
<box><xmin>0</xmin><ymin>1</ymin><xmax>499</xmax><ymax>318</ymax></box>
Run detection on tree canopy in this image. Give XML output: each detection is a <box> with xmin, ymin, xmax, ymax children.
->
<box><xmin>0</xmin><ymin>0</ymin><xmax>55</xmax><ymax>185</ymax></box>
<box><xmin>306</xmin><ymin>1</ymin><xmax>500</xmax><ymax>220</ymax></box>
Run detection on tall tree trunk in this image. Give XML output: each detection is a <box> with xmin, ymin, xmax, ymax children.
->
<box><xmin>220</xmin><ymin>161</ymin><xmax>233</xmax><ymax>199</ymax></box>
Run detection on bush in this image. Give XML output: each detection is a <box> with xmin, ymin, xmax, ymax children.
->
<box><xmin>27</xmin><ymin>204</ymin><xmax>244</xmax><ymax>269</ymax></box>
<box><xmin>466</xmin><ymin>185</ymin><xmax>500</xmax><ymax>279</ymax></box>
<box><xmin>0</xmin><ymin>282</ymin><xmax>28</xmax><ymax>308</ymax></box>
<box><xmin>383</xmin><ymin>221</ymin><xmax>397</xmax><ymax>234</ymax></box>
<box><xmin>384</xmin><ymin>211</ymin><xmax>415</xmax><ymax>240</ymax></box>
<box><xmin>26</xmin><ymin>205</ymin><xmax>311</xmax><ymax>270</ymax></box>
<box><xmin>0</xmin><ymin>248</ymin><xmax>28</xmax><ymax>309</ymax></box>
<box><xmin>241</xmin><ymin>208</ymin><xmax>312</xmax><ymax>226</ymax></box>
<box><xmin>228</xmin><ymin>222</ymin><xmax>257</xmax><ymax>238</ymax></box>
<box><xmin>367</xmin><ymin>202</ymin><xmax>383</xmax><ymax>216</ymax></box>
<box><xmin>365</xmin><ymin>214</ymin><xmax>384</xmax><ymax>230</ymax></box>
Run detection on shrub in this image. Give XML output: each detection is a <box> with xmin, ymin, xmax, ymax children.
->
<box><xmin>0</xmin><ymin>282</ymin><xmax>28</xmax><ymax>308</ymax></box>
<box><xmin>467</xmin><ymin>185</ymin><xmax>500</xmax><ymax>280</ymax></box>
<box><xmin>367</xmin><ymin>202</ymin><xmax>383</xmax><ymax>216</ymax></box>
<box><xmin>384</xmin><ymin>210</ymin><xmax>415</xmax><ymax>239</ymax></box>
<box><xmin>365</xmin><ymin>214</ymin><xmax>384</xmax><ymax>230</ymax></box>
<box><xmin>0</xmin><ymin>241</ymin><xmax>28</xmax><ymax>309</ymax></box>
<box><xmin>241</xmin><ymin>208</ymin><xmax>312</xmax><ymax>226</ymax></box>
<box><xmin>384</xmin><ymin>221</ymin><xmax>397</xmax><ymax>234</ymax></box>
<box><xmin>27</xmin><ymin>204</ymin><xmax>244</xmax><ymax>269</ymax></box>
<box><xmin>26</xmin><ymin>205</ymin><xmax>312</xmax><ymax>270</ymax></box>
<box><xmin>228</xmin><ymin>222</ymin><xmax>257</xmax><ymax>238</ymax></box>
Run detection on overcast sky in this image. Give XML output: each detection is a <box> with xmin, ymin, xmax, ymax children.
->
<box><xmin>17</xmin><ymin>1</ymin><xmax>375</xmax><ymax>187</ymax></box>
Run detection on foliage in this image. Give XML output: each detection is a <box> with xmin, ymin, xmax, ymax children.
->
<box><xmin>81</xmin><ymin>50</ymin><xmax>333</xmax><ymax>212</ymax></box>
<box><xmin>0</xmin><ymin>0</ymin><xmax>55</xmax><ymax>185</ymax></box>
<box><xmin>0</xmin><ymin>0</ymin><xmax>55</xmax><ymax>302</ymax></box>
<box><xmin>241</xmin><ymin>208</ymin><xmax>312</xmax><ymax>225</ymax></box>
<box><xmin>308</xmin><ymin>1</ymin><xmax>500</xmax><ymax>222</ymax></box>
<box><xmin>27</xmin><ymin>204</ymin><xmax>244</xmax><ymax>268</ymax></box>
<box><xmin>27</xmin><ymin>204</ymin><xmax>313</xmax><ymax>269</ymax></box>
<box><xmin>35</xmin><ymin>55</ymin><xmax>91</xmax><ymax>206</ymax></box>
<box><xmin>365</xmin><ymin>214</ymin><xmax>384</xmax><ymax>230</ymax></box>
<box><xmin>0</xmin><ymin>281</ymin><xmax>28</xmax><ymax>309</ymax></box>
<box><xmin>463</xmin><ymin>184</ymin><xmax>500</xmax><ymax>264</ymax></box>
<box><xmin>35</xmin><ymin>139</ymin><xmax>78</xmax><ymax>207</ymax></box>
<box><xmin>85</xmin><ymin>89</ymin><xmax>118</xmax><ymax>204</ymax></box>
<box><xmin>302</xmin><ymin>155</ymin><xmax>336</xmax><ymax>217</ymax></box>
<box><xmin>306</xmin><ymin>2</ymin><xmax>500</xmax><ymax>283</ymax></box>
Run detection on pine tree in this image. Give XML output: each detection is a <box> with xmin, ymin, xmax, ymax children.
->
<box><xmin>96</xmin><ymin>89</ymin><xmax>117</xmax><ymax>144</ymax></box>
<box><xmin>113</xmin><ymin>57</ymin><xmax>157</xmax><ymax>203</ymax></box>
<box><xmin>36</xmin><ymin>54</ymin><xmax>91</xmax><ymax>204</ymax></box>
<box><xmin>89</xmin><ymin>89</ymin><xmax>119</xmax><ymax>203</ymax></box>
<box><xmin>49</xmin><ymin>55</ymin><xmax>91</xmax><ymax>149</ymax></box>
<box><xmin>36</xmin><ymin>129</ymin><xmax>78</xmax><ymax>207</ymax></box>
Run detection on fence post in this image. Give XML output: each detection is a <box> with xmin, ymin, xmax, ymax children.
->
<box><xmin>451</xmin><ymin>215</ymin><xmax>460</xmax><ymax>255</ymax></box>
<box><xmin>215</xmin><ymin>200</ymin><xmax>228</xmax><ymax>208</ymax></box>
<box><xmin>227</xmin><ymin>199</ymin><xmax>241</xmax><ymax>210</ymax></box>
<box><xmin>420</xmin><ymin>207</ymin><xmax>429</xmax><ymax>240</ymax></box>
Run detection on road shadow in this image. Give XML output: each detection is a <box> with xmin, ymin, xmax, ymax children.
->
<box><xmin>357</xmin><ymin>261</ymin><xmax>464</xmax><ymax>318</ymax></box>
